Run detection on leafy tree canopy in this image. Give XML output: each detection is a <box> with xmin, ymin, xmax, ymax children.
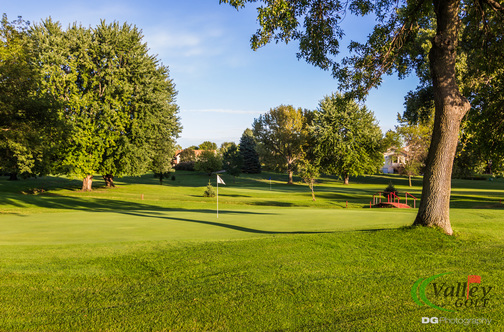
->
<box><xmin>195</xmin><ymin>151</ymin><xmax>223</xmax><ymax>176</ymax></box>
<box><xmin>312</xmin><ymin>93</ymin><xmax>383</xmax><ymax>185</ymax></box>
<box><xmin>0</xmin><ymin>15</ymin><xmax>57</xmax><ymax>179</ymax></box>
<box><xmin>253</xmin><ymin>105</ymin><xmax>307</xmax><ymax>184</ymax></box>
<box><xmin>29</xmin><ymin>19</ymin><xmax>180</xmax><ymax>190</ymax></box>
<box><xmin>199</xmin><ymin>141</ymin><xmax>218</xmax><ymax>151</ymax></box>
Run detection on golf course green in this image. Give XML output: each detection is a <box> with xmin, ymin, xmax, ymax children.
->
<box><xmin>0</xmin><ymin>171</ymin><xmax>503</xmax><ymax>331</ymax></box>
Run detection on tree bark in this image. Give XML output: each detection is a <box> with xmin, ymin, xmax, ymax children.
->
<box><xmin>343</xmin><ymin>173</ymin><xmax>349</xmax><ymax>185</ymax></box>
<box><xmin>408</xmin><ymin>175</ymin><xmax>412</xmax><ymax>187</ymax></box>
<box><xmin>310</xmin><ymin>183</ymin><xmax>316</xmax><ymax>201</ymax></box>
<box><xmin>103</xmin><ymin>174</ymin><xmax>115</xmax><ymax>188</ymax></box>
<box><xmin>82</xmin><ymin>175</ymin><xmax>93</xmax><ymax>191</ymax></box>
<box><xmin>287</xmin><ymin>159</ymin><xmax>294</xmax><ymax>185</ymax></box>
<box><xmin>413</xmin><ymin>0</ymin><xmax>470</xmax><ymax>235</ymax></box>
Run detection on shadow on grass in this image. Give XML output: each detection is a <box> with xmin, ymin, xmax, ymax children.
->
<box><xmin>250</xmin><ymin>201</ymin><xmax>295</xmax><ymax>207</ymax></box>
<box><xmin>0</xmin><ymin>192</ymin><xmax>274</xmax><ymax>215</ymax></box>
<box><xmin>118</xmin><ymin>210</ymin><xmax>330</xmax><ymax>235</ymax></box>
<box><xmin>0</xmin><ymin>190</ymin><xmax>401</xmax><ymax>235</ymax></box>
<box><xmin>189</xmin><ymin>194</ymin><xmax>252</xmax><ymax>198</ymax></box>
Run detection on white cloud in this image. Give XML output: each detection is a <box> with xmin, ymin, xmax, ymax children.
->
<box><xmin>144</xmin><ymin>23</ymin><xmax>226</xmax><ymax>59</ymax></box>
<box><xmin>147</xmin><ymin>31</ymin><xmax>201</xmax><ymax>52</ymax></box>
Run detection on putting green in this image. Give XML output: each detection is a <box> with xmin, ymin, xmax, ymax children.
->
<box><xmin>0</xmin><ymin>208</ymin><xmax>415</xmax><ymax>245</ymax></box>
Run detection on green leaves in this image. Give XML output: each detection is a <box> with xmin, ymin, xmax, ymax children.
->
<box><xmin>0</xmin><ymin>15</ymin><xmax>55</xmax><ymax>178</ymax></box>
<box><xmin>253</xmin><ymin>105</ymin><xmax>307</xmax><ymax>183</ymax></box>
<box><xmin>27</xmin><ymin>18</ymin><xmax>181</xmax><ymax>187</ymax></box>
<box><xmin>195</xmin><ymin>151</ymin><xmax>223</xmax><ymax>176</ymax></box>
<box><xmin>312</xmin><ymin>93</ymin><xmax>383</xmax><ymax>182</ymax></box>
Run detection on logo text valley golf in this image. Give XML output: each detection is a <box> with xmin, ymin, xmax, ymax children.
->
<box><xmin>412</xmin><ymin>273</ymin><xmax>493</xmax><ymax>312</ymax></box>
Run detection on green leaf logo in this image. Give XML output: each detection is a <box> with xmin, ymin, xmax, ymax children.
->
<box><xmin>411</xmin><ymin>272</ymin><xmax>455</xmax><ymax>312</ymax></box>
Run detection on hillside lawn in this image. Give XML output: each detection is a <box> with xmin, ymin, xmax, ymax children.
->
<box><xmin>0</xmin><ymin>171</ymin><xmax>503</xmax><ymax>331</ymax></box>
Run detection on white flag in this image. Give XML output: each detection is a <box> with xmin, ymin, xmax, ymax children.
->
<box><xmin>217</xmin><ymin>175</ymin><xmax>226</xmax><ymax>185</ymax></box>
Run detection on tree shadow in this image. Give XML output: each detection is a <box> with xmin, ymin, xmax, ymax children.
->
<box><xmin>116</xmin><ymin>210</ymin><xmax>331</xmax><ymax>235</ymax></box>
<box><xmin>250</xmin><ymin>201</ymin><xmax>295</xmax><ymax>207</ymax></box>
<box><xmin>0</xmin><ymin>191</ymin><xmax>274</xmax><ymax>216</ymax></box>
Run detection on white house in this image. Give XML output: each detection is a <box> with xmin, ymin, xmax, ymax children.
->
<box><xmin>382</xmin><ymin>146</ymin><xmax>408</xmax><ymax>174</ymax></box>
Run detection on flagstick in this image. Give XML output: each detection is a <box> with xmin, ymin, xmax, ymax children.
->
<box><xmin>217</xmin><ymin>175</ymin><xmax>219</xmax><ymax>218</ymax></box>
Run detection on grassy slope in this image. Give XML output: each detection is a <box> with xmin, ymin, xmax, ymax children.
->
<box><xmin>0</xmin><ymin>172</ymin><xmax>503</xmax><ymax>331</ymax></box>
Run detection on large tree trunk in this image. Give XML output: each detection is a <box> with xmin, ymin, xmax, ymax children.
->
<box><xmin>103</xmin><ymin>174</ymin><xmax>115</xmax><ymax>188</ymax></box>
<box><xmin>82</xmin><ymin>175</ymin><xmax>93</xmax><ymax>191</ymax></box>
<box><xmin>413</xmin><ymin>0</ymin><xmax>470</xmax><ymax>235</ymax></box>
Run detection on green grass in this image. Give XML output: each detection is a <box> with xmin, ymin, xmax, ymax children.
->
<box><xmin>0</xmin><ymin>172</ymin><xmax>503</xmax><ymax>331</ymax></box>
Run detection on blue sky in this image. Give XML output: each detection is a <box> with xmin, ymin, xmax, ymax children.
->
<box><xmin>4</xmin><ymin>0</ymin><xmax>419</xmax><ymax>148</ymax></box>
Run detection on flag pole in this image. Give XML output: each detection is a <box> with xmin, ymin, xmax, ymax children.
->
<box><xmin>217</xmin><ymin>174</ymin><xmax>219</xmax><ymax>218</ymax></box>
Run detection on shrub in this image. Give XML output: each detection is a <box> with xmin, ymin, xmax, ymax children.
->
<box><xmin>203</xmin><ymin>181</ymin><xmax>216</xmax><ymax>197</ymax></box>
<box><xmin>174</xmin><ymin>161</ymin><xmax>195</xmax><ymax>171</ymax></box>
<box><xmin>384</xmin><ymin>182</ymin><xmax>398</xmax><ymax>196</ymax></box>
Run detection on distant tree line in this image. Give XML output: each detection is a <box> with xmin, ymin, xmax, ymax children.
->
<box><xmin>174</xmin><ymin>133</ymin><xmax>260</xmax><ymax>179</ymax></box>
<box><xmin>0</xmin><ymin>15</ymin><xmax>181</xmax><ymax>190</ymax></box>
<box><xmin>251</xmin><ymin>94</ymin><xmax>385</xmax><ymax>193</ymax></box>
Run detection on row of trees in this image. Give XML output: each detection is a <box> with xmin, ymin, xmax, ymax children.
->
<box><xmin>252</xmin><ymin>93</ymin><xmax>384</xmax><ymax>192</ymax></box>
<box><xmin>0</xmin><ymin>15</ymin><xmax>181</xmax><ymax>190</ymax></box>
<box><xmin>175</xmin><ymin>130</ymin><xmax>261</xmax><ymax>178</ymax></box>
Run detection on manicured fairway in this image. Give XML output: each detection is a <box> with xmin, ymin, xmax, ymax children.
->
<box><xmin>0</xmin><ymin>172</ymin><xmax>503</xmax><ymax>331</ymax></box>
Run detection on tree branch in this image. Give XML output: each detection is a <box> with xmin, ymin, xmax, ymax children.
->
<box><xmin>483</xmin><ymin>0</ymin><xmax>504</xmax><ymax>15</ymax></box>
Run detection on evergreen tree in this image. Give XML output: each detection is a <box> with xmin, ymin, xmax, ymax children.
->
<box><xmin>222</xmin><ymin>143</ymin><xmax>243</xmax><ymax>181</ymax></box>
<box><xmin>239</xmin><ymin>129</ymin><xmax>261</xmax><ymax>174</ymax></box>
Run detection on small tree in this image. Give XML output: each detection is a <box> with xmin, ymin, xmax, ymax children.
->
<box><xmin>397</xmin><ymin>120</ymin><xmax>431</xmax><ymax>187</ymax></box>
<box><xmin>239</xmin><ymin>129</ymin><xmax>261</xmax><ymax>174</ymax></box>
<box><xmin>151</xmin><ymin>138</ymin><xmax>175</xmax><ymax>185</ymax></box>
<box><xmin>203</xmin><ymin>180</ymin><xmax>216</xmax><ymax>197</ymax></box>
<box><xmin>298</xmin><ymin>159</ymin><xmax>320</xmax><ymax>201</ymax></box>
<box><xmin>195</xmin><ymin>151</ymin><xmax>222</xmax><ymax>176</ymax></box>
<box><xmin>222</xmin><ymin>143</ymin><xmax>243</xmax><ymax>182</ymax></box>
<box><xmin>384</xmin><ymin>182</ymin><xmax>398</xmax><ymax>196</ymax></box>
